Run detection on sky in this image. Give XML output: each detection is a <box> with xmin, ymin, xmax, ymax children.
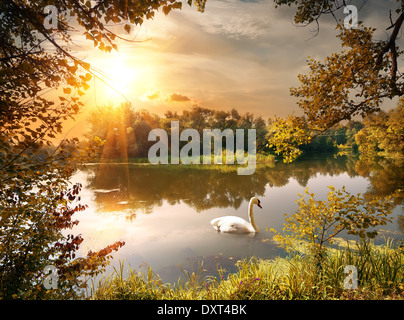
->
<box><xmin>64</xmin><ymin>0</ymin><xmax>401</xmax><ymax>136</ymax></box>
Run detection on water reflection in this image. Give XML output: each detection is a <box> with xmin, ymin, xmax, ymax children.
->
<box><xmin>355</xmin><ymin>157</ymin><xmax>404</xmax><ymax>204</ymax></box>
<box><xmin>81</xmin><ymin>154</ymin><xmax>402</xmax><ymax>218</ymax></box>
<box><xmin>83</xmin><ymin>164</ymin><xmax>268</xmax><ymax>215</ymax></box>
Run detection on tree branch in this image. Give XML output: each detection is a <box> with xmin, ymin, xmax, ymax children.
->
<box><xmin>374</xmin><ymin>11</ymin><xmax>404</xmax><ymax>78</ymax></box>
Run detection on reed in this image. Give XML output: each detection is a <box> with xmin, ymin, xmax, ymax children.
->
<box><xmin>89</xmin><ymin>238</ymin><xmax>404</xmax><ymax>300</ymax></box>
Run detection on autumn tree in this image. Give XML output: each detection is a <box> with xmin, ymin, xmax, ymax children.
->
<box><xmin>0</xmin><ymin>0</ymin><xmax>204</xmax><ymax>299</ymax></box>
<box><xmin>270</xmin><ymin>0</ymin><xmax>404</xmax><ymax>162</ymax></box>
<box><xmin>355</xmin><ymin>99</ymin><xmax>404</xmax><ymax>160</ymax></box>
<box><xmin>271</xmin><ymin>186</ymin><xmax>395</xmax><ymax>264</ymax></box>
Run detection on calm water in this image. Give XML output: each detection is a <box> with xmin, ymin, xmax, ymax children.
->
<box><xmin>69</xmin><ymin>154</ymin><xmax>403</xmax><ymax>284</ymax></box>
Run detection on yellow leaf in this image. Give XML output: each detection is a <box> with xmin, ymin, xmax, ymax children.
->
<box><xmin>63</xmin><ymin>87</ymin><xmax>71</xmax><ymax>94</ymax></box>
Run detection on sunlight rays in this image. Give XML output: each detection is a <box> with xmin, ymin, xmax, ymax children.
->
<box><xmin>88</xmin><ymin>49</ymin><xmax>157</xmax><ymax>106</ymax></box>
<box><xmin>93</xmin><ymin>53</ymin><xmax>137</xmax><ymax>103</ymax></box>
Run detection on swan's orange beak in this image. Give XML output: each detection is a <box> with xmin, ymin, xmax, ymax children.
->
<box><xmin>257</xmin><ymin>202</ymin><xmax>262</xmax><ymax>209</ymax></box>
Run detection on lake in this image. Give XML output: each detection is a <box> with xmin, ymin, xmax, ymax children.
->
<box><xmin>69</xmin><ymin>154</ymin><xmax>403</xmax><ymax>284</ymax></box>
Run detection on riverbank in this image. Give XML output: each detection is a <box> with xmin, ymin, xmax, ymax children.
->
<box><xmin>90</xmin><ymin>239</ymin><xmax>404</xmax><ymax>300</ymax></box>
<box><xmin>85</xmin><ymin>153</ymin><xmax>275</xmax><ymax>165</ymax></box>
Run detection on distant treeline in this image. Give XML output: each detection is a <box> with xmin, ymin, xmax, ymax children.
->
<box><xmin>84</xmin><ymin>102</ymin><xmax>403</xmax><ymax>161</ymax></box>
<box><xmin>301</xmin><ymin>121</ymin><xmax>364</xmax><ymax>153</ymax></box>
<box><xmin>85</xmin><ymin>103</ymin><xmax>268</xmax><ymax>159</ymax></box>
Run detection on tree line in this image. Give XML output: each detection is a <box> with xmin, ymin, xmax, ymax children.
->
<box><xmin>85</xmin><ymin>103</ymin><xmax>268</xmax><ymax>159</ymax></box>
<box><xmin>85</xmin><ymin>101</ymin><xmax>403</xmax><ymax>161</ymax></box>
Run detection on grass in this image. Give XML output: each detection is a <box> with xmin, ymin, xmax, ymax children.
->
<box><xmin>89</xmin><ymin>153</ymin><xmax>275</xmax><ymax>166</ymax></box>
<box><xmin>89</xmin><ymin>238</ymin><xmax>404</xmax><ymax>300</ymax></box>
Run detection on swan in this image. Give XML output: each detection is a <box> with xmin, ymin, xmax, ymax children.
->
<box><xmin>210</xmin><ymin>197</ymin><xmax>262</xmax><ymax>233</ymax></box>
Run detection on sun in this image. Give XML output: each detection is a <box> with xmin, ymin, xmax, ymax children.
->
<box><xmin>104</xmin><ymin>55</ymin><xmax>136</xmax><ymax>99</ymax></box>
<box><xmin>89</xmin><ymin>46</ymin><xmax>161</xmax><ymax>107</ymax></box>
<box><xmin>92</xmin><ymin>52</ymin><xmax>139</xmax><ymax>104</ymax></box>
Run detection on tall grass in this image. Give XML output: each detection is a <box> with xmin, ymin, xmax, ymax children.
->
<box><xmin>90</xmin><ymin>238</ymin><xmax>404</xmax><ymax>300</ymax></box>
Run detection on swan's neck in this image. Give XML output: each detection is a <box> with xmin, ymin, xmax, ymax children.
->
<box><xmin>248</xmin><ymin>200</ymin><xmax>259</xmax><ymax>232</ymax></box>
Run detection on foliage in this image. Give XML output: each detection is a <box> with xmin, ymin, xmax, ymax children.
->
<box><xmin>292</xmin><ymin>25</ymin><xmax>394</xmax><ymax>128</ymax></box>
<box><xmin>274</xmin><ymin>0</ymin><xmax>350</xmax><ymax>27</ymax></box>
<box><xmin>270</xmin><ymin>186</ymin><xmax>395</xmax><ymax>260</ymax></box>
<box><xmin>87</xmin><ymin>103</ymin><xmax>368</xmax><ymax>162</ymax></box>
<box><xmin>301</xmin><ymin>121</ymin><xmax>363</xmax><ymax>153</ymax></box>
<box><xmin>267</xmin><ymin>115</ymin><xmax>312</xmax><ymax>163</ymax></box>
<box><xmin>355</xmin><ymin>100</ymin><xmax>404</xmax><ymax>160</ymax></box>
<box><xmin>0</xmin><ymin>182</ymin><xmax>125</xmax><ymax>299</ymax></box>
<box><xmin>86</xmin><ymin>103</ymin><xmax>161</xmax><ymax>159</ymax></box>
<box><xmin>90</xmin><ymin>102</ymin><xmax>368</xmax><ymax>164</ymax></box>
<box><xmin>85</xmin><ymin>103</ymin><xmax>269</xmax><ymax>159</ymax></box>
<box><xmin>271</xmin><ymin>1</ymin><xmax>404</xmax><ymax>162</ymax></box>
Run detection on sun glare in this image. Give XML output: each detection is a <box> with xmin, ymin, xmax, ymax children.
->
<box><xmin>93</xmin><ymin>52</ymin><xmax>139</xmax><ymax>104</ymax></box>
<box><xmin>88</xmin><ymin>46</ymin><xmax>163</xmax><ymax>108</ymax></box>
<box><xmin>105</xmin><ymin>57</ymin><xmax>135</xmax><ymax>98</ymax></box>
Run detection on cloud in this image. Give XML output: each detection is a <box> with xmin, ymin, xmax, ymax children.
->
<box><xmin>146</xmin><ymin>90</ymin><xmax>160</xmax><ymax>100</ymax></box>
<box><xmin>140</xmin><ymin>90</ymin><xmax>160</xmax><ymax>101</ymax></box>
<box><xmin>167</xmin><ymin>93</ymin><xmax>191</xmax><ymax>102</ymax></box>
<box><xmin>190</xmin><ymin>0</ymin><xmax>273</xmax><ymax>40</ymax></box>
<box><xmin>119</xmin><ymin>0</ymin><xmax>396</xmax><ymax>119</ymax></box>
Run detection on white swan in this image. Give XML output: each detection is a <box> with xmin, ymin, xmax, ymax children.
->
<box><xmin>210</xmin><ymin>197</ymin><xmax>262</xmax><ymax>233</ymax></box>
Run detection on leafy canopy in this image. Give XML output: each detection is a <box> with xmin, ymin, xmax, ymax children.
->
<box><xmin>270</xmin><ymin>0</ymin><xmax>404</xmax><ymax>162</ymax></box>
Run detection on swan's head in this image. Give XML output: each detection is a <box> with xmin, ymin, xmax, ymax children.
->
<box><xmin>251</xmin><ymin>197</ymin><xmax>262</xmax><ymax>209</ymax></box>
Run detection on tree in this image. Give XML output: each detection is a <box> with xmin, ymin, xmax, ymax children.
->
<box><xmin>267</xmin><ymin>114</ymin><xmax>312</xmax><ymax>163</ymax></box>
<box><xmin>270</xmin><ymin>0</ymin><xmax>404</xmax><ymax>162</ymax></box>
<box><xmin>271</xmin><ymin>186</ymin><xmax>395</xmax><ymax>263</ymax></box>
<box><xmin>1</xmin><ymin>182</ymin><xmax>125</xmax><ymax>299</ymax></box>
<box><xmin>355</xmin><ymin>99</ymin><xmax>404</xmax><ymax>160</ymax></box>
<box><xmin>0</xmin><ymin>0</ymin><xmax>204</xmax><ymax>299</ymax></box>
